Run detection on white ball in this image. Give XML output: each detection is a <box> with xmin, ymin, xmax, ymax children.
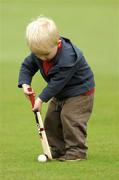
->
<box><xmin>37</xmin><ymin>154</ymin><xmax>47</xmax><ymax>162</ymax></box>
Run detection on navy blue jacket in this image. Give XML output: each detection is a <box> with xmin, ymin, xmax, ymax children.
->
<box><xmin>18</xmin><ymin>37</ymin><xmax>95</xmax><ymax>102</ymax></box>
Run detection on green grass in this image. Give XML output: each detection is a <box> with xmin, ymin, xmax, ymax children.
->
<box><xmin>0</xmin><ymin>0</ymin><xmax>119</xmax><ymax>180</ymax></box>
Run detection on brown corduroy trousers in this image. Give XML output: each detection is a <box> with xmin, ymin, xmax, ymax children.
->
<box><xmin>44</xmin><ymin>93</ymin><xmax>94</xmax><ymax>158</ymax></box>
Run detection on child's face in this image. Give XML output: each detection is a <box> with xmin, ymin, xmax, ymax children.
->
<box><xmin>35</xmin><ymin>46</ymin><xmax>58</xmax><ymax>61</ymax></box>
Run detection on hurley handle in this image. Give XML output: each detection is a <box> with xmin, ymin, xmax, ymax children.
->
<box><xmin>27</xmin><ymin>87</ymin><xmax>35</xmax><ymax>108</ymax></box>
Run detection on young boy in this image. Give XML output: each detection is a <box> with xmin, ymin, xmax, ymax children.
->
<box><xmin>18</xmin><ymin>16</ymin><xmax>95</xmax><ymax>161</ymax></box>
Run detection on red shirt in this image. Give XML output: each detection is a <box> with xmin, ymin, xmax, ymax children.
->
<box><xmin>43</xmin><ymin>60</ymin><xmax>54</xmax><ymax>76</ymax></box>
<box><xmin>43</xmin><ymin>41</ymin><xmax>62</xmax><ymax>76</ymax></box>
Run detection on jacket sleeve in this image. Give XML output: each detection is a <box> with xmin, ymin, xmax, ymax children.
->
<box><xmin>18</xmin><ymin>55</ymin><xmax>39</xmax><ymax>88</ymax></box>
<box><xmin>39</xmin><ymin>66</ymin><xmax>76</xmax><ymax>102</ymax></box>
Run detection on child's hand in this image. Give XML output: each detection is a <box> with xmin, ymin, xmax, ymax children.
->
<box><xmin>32</xmin><ymin>97</ymin><xmax>43</xmax><ymax>112</ymax></box>
<box><xmin>22</xmin><ymin>84</ymin><xmax>42</xmax><ymax>112</ymax></box>
<box><xmin>22</xmin><ymin>84</ymin><xmax>35</xmax><ymax>99</ymax></box>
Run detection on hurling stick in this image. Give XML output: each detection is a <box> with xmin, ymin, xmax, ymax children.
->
<box><xmin>28</xmin><ymin>87</ymin><xmax>52</xmax><ymax>160</ymax></box>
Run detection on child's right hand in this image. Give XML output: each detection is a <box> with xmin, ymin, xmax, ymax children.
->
<box><xmin>22</xmin><ymin>84</ymin><xmax>35</xmax><ymax>99</ymax></box>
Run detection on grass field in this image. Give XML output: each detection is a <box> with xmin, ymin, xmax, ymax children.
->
<box><xmin>0</xmin><ymin>0</ymin><xmax>119</xmax><ymax>180</ymax></box>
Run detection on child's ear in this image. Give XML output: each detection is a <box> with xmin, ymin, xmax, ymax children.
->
<box><xmin>58</xmin><ymin>39</ymin><xmax>61</xmax><ymax>44</ymax></box>
<box><xmin>57</xmin><ymin>39</ymin><xmax>62</xmax><ymax>48</ymax></box>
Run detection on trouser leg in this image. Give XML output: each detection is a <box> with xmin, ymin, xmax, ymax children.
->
<box><xmin>61</xmin><ymin>94</ymin><xmax>94</xmax><ymax>157</ymax></box>
<box><xmin>44</xmin><ymin>98</ymin><xmax>65</xmax><ymax>154</ymax></box>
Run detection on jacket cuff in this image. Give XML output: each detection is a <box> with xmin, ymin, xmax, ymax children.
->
<box><xmin>38</xmin><ymin>94</ymin><xmax>49</xmax><ymax>103</ymax></box>
<box><xmin>18</xmin><ymin>81</ymin><xmax>31</xmax><ymax>88</ymax></box>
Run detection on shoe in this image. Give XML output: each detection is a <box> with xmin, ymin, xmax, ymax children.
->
<box><xmin>58</xmin><ymin>154</ymin><xmax>87</xmax><ymax>162</ymax></box>
<box><xmin>51</xmin><ymin>150</ymin><xmax>65</xmax><ymax>159</ymax></box>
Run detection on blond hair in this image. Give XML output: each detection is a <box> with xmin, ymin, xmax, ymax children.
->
<box><xmin>26</xmin><ymin>16</ymin><xmax>59</xmax><ymax>53</ymax></box>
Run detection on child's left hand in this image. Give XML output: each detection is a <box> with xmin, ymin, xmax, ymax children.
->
<box><xmin>32</xmin><ymin>97</ymin><xmax>43</xmax><ymax>112</ymax></box>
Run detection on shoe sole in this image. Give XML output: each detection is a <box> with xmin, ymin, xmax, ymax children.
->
<box><xmin>58</xmin><ymin>158</ymin><xmax>86</xmax><ymax>162</ymax></box>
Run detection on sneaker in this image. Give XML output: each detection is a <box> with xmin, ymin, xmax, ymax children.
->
<box><xmin>58</xmin><ymin>154</ymin><xmax>87</xmax><ymax>162</ymax></box>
